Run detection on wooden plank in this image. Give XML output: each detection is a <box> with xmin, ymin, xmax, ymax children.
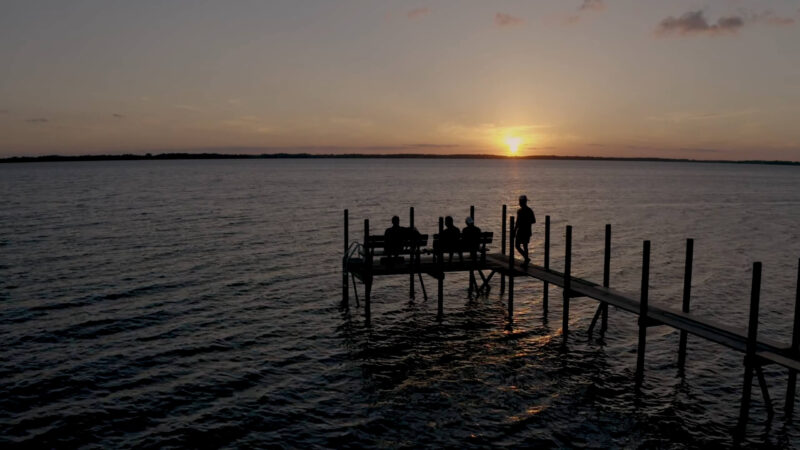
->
<box><xmin>758</xmin><ymin>351</ymin><xmax>800</xmax><ymax>372</ymax></box>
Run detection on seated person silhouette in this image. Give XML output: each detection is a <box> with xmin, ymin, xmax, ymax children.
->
<box><xmin>441</xmin><ymin>216</ymin><xmax>461</xmax><ymax>263</ymax></box>
<box><xmin>461</xmin><ymin>216</ymin><xmax>482</xmax><ymax>261</ymax></box>
<box><xmin>384</xmin><ymin>215</ymin><xmax>405</xmax><ymax>264</ymax></box>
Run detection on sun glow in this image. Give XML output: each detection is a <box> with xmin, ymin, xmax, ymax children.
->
<box><xmin>505</xmin><ymin>136</ymin><xmax>523</xmax><ymax>155</ymax></box>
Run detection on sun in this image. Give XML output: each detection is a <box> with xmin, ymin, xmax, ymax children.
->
<box><xmin>505</xmin><ymin>136</ymin><xmax>523</xmax><ymax>155</ymax></box>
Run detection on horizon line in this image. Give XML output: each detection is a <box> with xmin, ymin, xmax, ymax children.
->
<box><xmin>2</xmin><ymin>152</ymin><xmax>800</xmax><ymax>166</ymax></box>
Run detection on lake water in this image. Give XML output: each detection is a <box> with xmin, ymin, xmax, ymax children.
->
<box><xmin>2</xmin><ymin>159</ymin><xmax>800</xmax><ymax>448</ymax></box>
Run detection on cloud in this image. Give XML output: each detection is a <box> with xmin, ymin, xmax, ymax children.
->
<box><xmin>407</xmin><ymin>7</ymin><xmax>430</xmax><ymax>19</ymax></box>
<box><xmin>495</xmin><ymin>12</ymin><xmax>523</xmax><ymax>27</ymax></box>
<box><xmin>563</xmin><ymin>0</ymin><xmax>605</xmax><ymax>25</ymax></box>
<box><xmin>655</xmin><ymin>11</ymin><xmax>744</xmax><ymax>37</ymax></box>
<box><xmin>25</xmin><ymin>118</ymin><xmax>49</xmax><ymax>123</ymax></box>
<box><xmin>112</xmin><ymin>113</ymin><xmax>124</xmax><ymax>119</ymax></box>
<box><xmin>578</xmin><ymin>0</ymin><xmax>605</xmax><ymax>12</ymax></box>
<box><xmin>746</xmin><ymin>10</ymin><xmax>796</xmax><ymax>27</ymax></box>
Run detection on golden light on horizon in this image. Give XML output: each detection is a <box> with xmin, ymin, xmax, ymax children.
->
<box><xmin>505</xmin><ymin>136</ymin><xmax>523</xmax><ymax>155</ymax></box>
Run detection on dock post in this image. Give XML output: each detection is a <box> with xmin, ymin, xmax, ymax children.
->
<box><xmin>563</xmin><ymin>225</ymin><xmax>572</xmax><ymax>346</ymax></box>
<box><xmin>786</xmin><ymin>259</ymin><xmax>800</xmax><ymax>416</ymax></box>
<box><xmin>437</xmin><ymin>217</ymin><xmax>444</xmax><ymax>321</ymax></box>
<box><xmin>737</xmin><ymin>262</ymin><xmax>763</xmax><ymax>433</ymax></box>
<box><xmin>409</xmin><ymin>207</ymin><xmax>415</xmax><ymax>300</ymax></box>
<box><xmin>543</xmin><ymin>215</ymin><xmax>550</xmax><ymax>317</ymax></box>
<box><xmin>678</xmin><ymin>239</ymin><xmax>694</xmax><ymax>373</ymax></box>
<box><xmin>635</xmin><ymin>240</ymin><xmax>650</xmax><ymax>391</ymax></box>
<box><xmin>501</xmin><ymin>205</ymin><xmax>507</xmax><ymax>294</ymax></box>
<box><xmin>343</xmin><ymin>209</ymin><xmax>349</xmax><ymax>306</ymax></box>
<box><xmin>469</xmin><ymin>206</ymin><xmax>476</xmax><ymax>293</ymax></box>
<box><xmin>508</xmin><ymin>216</ymin><xmax>515</xmax><ymax>322</ymax></box>
<box><xmin>589</xmin><ymin>224</ymin><xmax>610</xmax><ymax>338</ymax></box>
<box><xmin>364</xmin><ymin>219</ymin><xmax>371</xmax><ymax>326</ymax></box>
<box><xmin>601</xmin><ymin>224</ymin><xmax>610</xmax><ymax>334</ymax></box>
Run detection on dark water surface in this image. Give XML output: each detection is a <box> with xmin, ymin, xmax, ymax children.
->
<box><xmin>2</xmin><ymin>159</ymin><xmax>800</xmax><ymax>448</ymax></box>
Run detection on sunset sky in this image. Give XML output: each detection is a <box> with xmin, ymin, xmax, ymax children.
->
<box><xmin>2</xmin><ymin>0</ymin><xmax>800</xmax><ymax>159</ymax></box>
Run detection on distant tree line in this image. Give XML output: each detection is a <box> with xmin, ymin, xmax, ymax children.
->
<box><xmin>1</xmin><ymin>153</ymin><xmax>798</xmax><ymax>166</ymax></box>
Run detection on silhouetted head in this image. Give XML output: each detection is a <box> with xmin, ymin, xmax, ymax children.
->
<box><xmin>391</xmin><ymin>216</ymin><xmax>400</xmax><ymax>226</ymax></box>
<box><xmin>445</xmin><ymin>216</ymin><xmax>454</xmax><ymax>227</ymax></box>
<box><xmin>465</xmin><ymin>216</ymin><xmax>474</xmax><ymax>226</ymax></box>
<box><xmin>519</xmin><ymin>195</ymin><xmax>528</xmax><ymax>207</ymax></box>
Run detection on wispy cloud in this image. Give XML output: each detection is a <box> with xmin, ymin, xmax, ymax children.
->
<box><xmin>112</xmin><ymin>113</ymin><xmax>124</xmax><ymax>119</ymax></box>
<box><xmin>407</xmin><ymin>7</ymin><xmax>430</xmax><ymax>19</ymax></box>
<box><xmin>654</xmin><ymin>8</ymin><xmax>797</xmax><ymax>38</ymax></box>
<box><xmin>745</xmin><ymin>10</ymin><xmax>796</xmax><ymax>27</ymax></box>
<box><xmin>656</xmin><ymin>11</ymin><xmax>744</xmax><ymax>37</ymax></box>
<box><xmin>495</xmin><ymin>12</ymin><xmax>523</xmax><ymax>27</ymax></box>
<box><xmin>647</xmin><ymin>109</ymin><xmax>757</xmax><ymax>123</ymax></box>
<box><xmin>25</xmin><ymin>118</ymin><xmax>49</xmax><ymax>124</ymax></box>
<box><xmin>564</xmin><ymin>0</ymin><xmax>606</xmax><ymax>25</ymax></box>
<box><xmin>578</xmin><ymin>0</ymin><xmax>605</xmax><ymax>12</ymax></box>
<box><xmin>175</xmin><ymin>104</ymin><xmax>202</xmax><ymax>112</ymax></box>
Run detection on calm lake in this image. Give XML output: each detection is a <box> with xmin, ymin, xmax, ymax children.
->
<box><xmin>2</xmin><ymin>159</ymin><xmax>800</xmax><ymax>448</ymax></box>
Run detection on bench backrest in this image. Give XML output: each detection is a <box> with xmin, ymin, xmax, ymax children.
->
<box><xmin>432</xmin><ymin>231</ymin><xmax>493</xmax><ymax>246</ymax></box>
<box><xmin>364</xmin><ymin>234</ymin><xmax>428</xmax><ymax>251</ymax></box>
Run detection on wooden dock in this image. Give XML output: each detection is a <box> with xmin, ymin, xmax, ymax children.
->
<box><xmin>341</xmin><ymin>206</ymin><xmax>800</xmax><ymax>436</ymax></box>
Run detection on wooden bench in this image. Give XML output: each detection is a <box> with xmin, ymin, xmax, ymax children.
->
<box><xmin>363</xmin><ymin>232</ymin><xmax>429</xmax><ymax>264</ymax></box>
<box><xmin>431</xmin><ymin>231</ymin><xmax>493</xmax><ymax>263</ymax></box>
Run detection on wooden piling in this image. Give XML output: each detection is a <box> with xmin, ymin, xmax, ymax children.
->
<box><xmin>509</xmin><ymin>216</ymin><xmax>515</xmax><ymax>322</ymax></box>
<box><xmin>787</xmin><ymin>259</ymin><xmax>800</xmax><ymax>416</ymax></box>
<box><xmin>469</xmin><ymin>206</ymin><xmax>476</xmax><ymax>293</ymax></box>
<box><xmin>563</xmin><ymin>225</ymin><xmax>572</xmax><ymax>346</ymax></box>
<box><xmin>678</xmin><ymin>238</ymin><xmax>694</xmax><ymax>372</ymax></box>
<box><xmin>737</xmin><ymin>262</ymin><xmax>762</xmax><ymax>431</ymax></box>
<box><xmin>501</xmin><ymin>205</ymin><xmax>507</xmax><ymax>294</ymax></box>
<box><xmin>601</xmin><ymin>224</ymin><xmax>610</xmax><ymax>333</ymax></box>
<box><xmin>437</xmin><ymin>216</ymin><xmax>444</xmax><ymax>321</ymax></box>
<box><xmin>589</xmin><ymin>224</ymin><xmax>610</xmax><ymax>337</ymax></box>
<box><xmin>543</xmin><ymin>215</ymin><xmax>550</xmax><ymax>316</ymax></box>
<box><xmin>635</xmin><ymin>240</ymin><xmax>650</xmax><ymax>390</ymax></box>
<box><xmin>364</xmin><ymin>219</ymin><xmax>371</xmax><ymax>325</ymax></box>
<box><xmin>409</xmin><ymin>207</ymin><xmax>415</xmax><ymax>300</ymax></box>
<box><xmin>342</xmin><ymin>209</ymin><xmax>349</xmax><ymax>306</ymax></box>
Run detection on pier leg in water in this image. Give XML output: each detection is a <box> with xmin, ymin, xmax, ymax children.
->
<box><xmin>737</xmin><ymin>262</ymin><xmax>763</xmax><ymax>435</ymax></box>
<box><xmin>364</xmin><ymin>218</ymin><xmax>372</xmax><ymax>326</ymax></box>
<box><xmin>562</xmin><ymin>225</ymin><xmax>572</xmax><ymax>347</ymax></box>
<box><xmin>500</xmin><ymin>204</ymin><xmax>506</xmax><ymax>294</ymax></box>
<box><xmin>787</xmin><ymin>259</ymin><xmax>800</xmax><ymax>416</ymax></box>
<box><xmin>508</xmin><ymin>216</ymin><xmax>515</xmax><ymax>324</ymax></box>
<box><xmin>468</xmin><ymin>206</ymin><xmax>476</xmax><ymax>295</ymax></box>
<box><xmin>678</xmin><ymin>239</ymin><xmax>693</xmax><ymax>375</ymax></box>
<box><xmin>589</xmin><ymin>224</ymin><xmax>611</xmax><ymax>340</ymax></box>
<box><xmin>543</xmin><ymin>215</ymin><xmax>550</xmax><ymax>319</ymax></box>
<box><xmin>409</xmin><ymin>207</ymin><xmax>415</xmax><ymax>300</ymax></box>
<box><xmin>601</xmin><ymin>224</ymin><xmax>610</xmax><ymax>335</ymax></box>
<box><xmin>364</xmin><ymin>280</ymin><xmax>372</xmax><ymax>326</ymax></box>
<box><xmin>635</xmin><ymin>240</ymin><xmax>650</xmax><ymax>391</ymax></box>
<box><xmin>342</xmin><ymin>209</ymin><xmax>349</xmax><ymax>307</ymax></box>
<box><xmin>437</xmin><ymin>217</ymin><xmax>444</xmax><ymax>321</ymax></box>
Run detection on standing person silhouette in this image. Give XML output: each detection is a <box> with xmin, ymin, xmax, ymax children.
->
<box><xmin>513</xmin><ymin>195</ymin><xmax>536</xmax><ymax>267</ymax></box>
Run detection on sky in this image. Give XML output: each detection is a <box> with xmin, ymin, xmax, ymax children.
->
<box><xmin>1</xmin><ymin>0</ymin><xmax>800</xmax><ymax>159</ymax></box>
